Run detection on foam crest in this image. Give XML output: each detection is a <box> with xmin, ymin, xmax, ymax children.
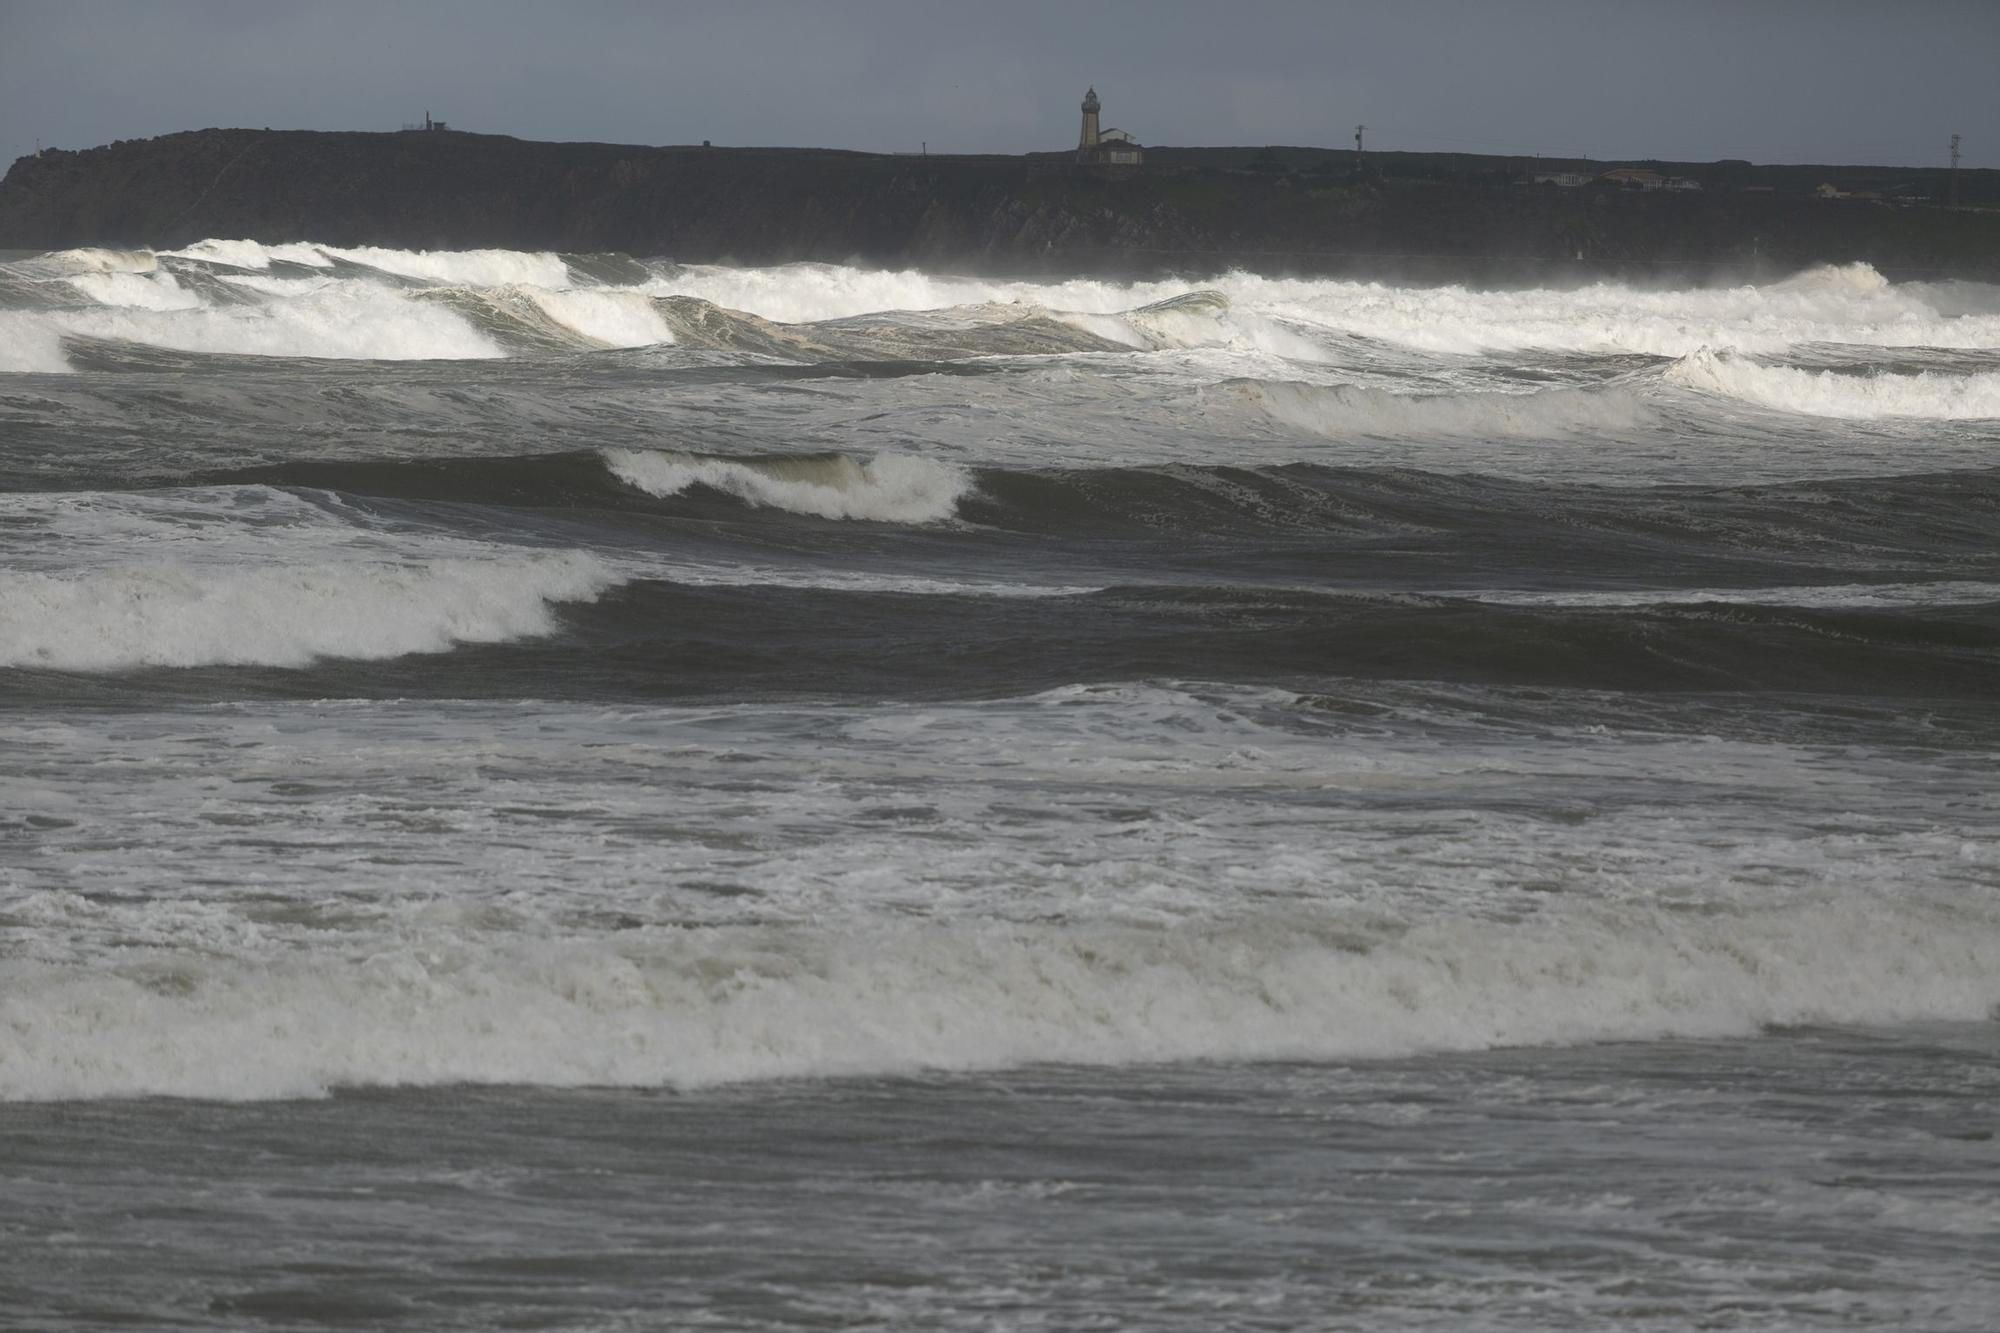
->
<box><xmin>316</xmin><ymin>244</ymin><xmax>574</xmax><ymax>289</ymax></box>
<box><xmin>3</xmin><ymin>896</ymin><xmax>1993</xmax><ymax>1101</ymax></box>
<box><xmin>605</xmin><ymin>449</ymin><xmax>972</xmax><ymax>523</ymax></box>
<box><xmin>0</xmin><ymin>313</ymin><xmax>70</xmax><ymax>373</ymax></box>
<box><xmin>66</xmin><ymin>269</ymin><xmax>202</xmax><ymax>311</ymax></box>
<box><xmin>1667</xmin><ymin>347</ymin><xmax>2000</xmax><ymax>419</ymax></box>
<box><xmin>13</xmin><ymin>244</ymin><xmax>1999</xmax><ymax>376</ymax></box>
<box><xmin>640</xmin><ymin>262</ymin><xmax>2000</xmax><ymax>359</ymax></box>
<box><xmin>1213</xmin><ymin>264</ymin><xmax>2000</xmax><ymax>357</ymax></box>
<box><xmin>648</xmin><ymin>262</ymin><xmax>1220</xmax><ymax>324</ymax></box>
<box><xmin>9</xmin><ymin>282</ymin><xmax>504</xmax><ymax>366</ymax></box>
<box><xmin>1060</xmin><ymin>291</ymin><xmax>1330</xmax><ymax>364</ymax></box>
<box><xmin>525</xmin><ymin>287</ymin><xmax>675</xmax><ymax>348</ymax></box>
<box><xmin>0</xmin><ymin>551</ymin><xmax>615</xmax><ymax>670</ymax></box>
<box><xmin>0</xmin><ymin>486</ymin><xmax>620</xmax><ymax>668</ymax></box>
<box><xmin>1766</xmin><ymin>260</ymin><xmax>1893</xmax><ymax>294</ymax></box>
<box><xmin>38</xmin><ymin>247</ymin><xmax>158</xmax><ymax>275</ymax></box>
<box><xmin>1227</xmin><ymin>377</ymin><xmax>1657</xmax><ymax>438</ymax></box>
<box><xmin>160</xmin><ymin>238</ymin><xmax>335</xmax><ymax>270</ymax></box>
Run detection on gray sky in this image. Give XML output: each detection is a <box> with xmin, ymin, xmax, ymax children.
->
<box><xmin>2</xmin><ymin>0</ymin><xmax>1993</xmax><ymax>170</ymax></box>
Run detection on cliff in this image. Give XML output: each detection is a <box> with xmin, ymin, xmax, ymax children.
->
<box><xmin>4</xmin><ymin>128</ymin><xmax>1998</xmax><ymax>283</ymax></box>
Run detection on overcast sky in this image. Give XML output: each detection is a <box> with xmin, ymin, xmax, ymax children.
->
<box><xmin>2</xmin><ymin>0</ymin><xmax>1993</xmax><ymax>170</ymax></box>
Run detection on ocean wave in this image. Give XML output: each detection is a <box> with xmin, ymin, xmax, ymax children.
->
<box><xmin>13</xmin><ymin>245</ymin><xmax>2000</xmax><ymax>375</ymax></box>
<box><xmin>160</xmin><ymin>238</ymin><xmax>573</xmax><ymax>288</ymax></box>
<box><xmin>1221</xmin><ymin>377</ymin><xmax>1657</xmax><ymax>439</ymax></box>
<box><xmin>1213</xmin><ymin>262</ymin><xmax>2000</xmax><ymax>358</ymax></box>
<box><xmin>2</xmin><ymin>895</ymin><xmax>1993</xmax><ymax>1101</ymax></box>
<box><xmin>34</xmin><ymin>246</ymin><xmax>159</xmax><ymax>275</ymax></box>
<box><xmin>0</xmin><ymin>313</ymin><xmax>72</xmax><ymax>373</ymax></box>
<box><xmin>0</xmin><ymin>551</ymin><xmax>616</xmax><ymax>671</ymax></box>
<box><xmin>0</xmin><ymin>282</ymin><xmax>505</xmax><ymax>371</ymax></box>
<box><xmin>184</xmin><ymin>451</ymin><xmax>2000</xmax><ymax>570</ymax></box>
<box><xmin>1667</xmin><ymin>347</ymin><xmax>2000</xmax><ymax>419</ymax></box>
<box><xmin>413</xmin><ymin>285</ymin><xmax>675</xmax><ymax>352</ymax></box>
<box><xmin>641</xmin><ymin>261</ymin><xmax>1197</xmax><ymax>324</ymax></box>
<box><xmin>646</xmin><ymin>294</ymin><xmax>1108</xmax><ymax>361</ymax></box>
<box><xmin>65</xmin><ymin>268</ymin><xmax>204</xmax><ymax>311</ymax></box>
<box><xmin>604</xmin><ymin>449</ymin><xmax>973</xmax><ymax>523</ymax></box>
<box><xmin>1055</xmin><ymin>290</ymin><xmax>1332</xmax><ymax>361</ymax></box>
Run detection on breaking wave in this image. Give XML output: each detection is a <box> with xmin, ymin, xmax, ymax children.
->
<box><xmin>8</xmin><ymin>282</ymin><xmax>507</xmax><ymax>367</ymax></box>
<box><xmin>1668</xmin><ymin>347</ymin><xmax>2000</xmax><ymax>419</ymax></box>
<box><xmin>605</xmin><ymin>449</ymin><xmax>973</xmax><ymax>523</ymax></box>
<box><xmin>1216</xmin><ymin>262</ymin><xmax>2000</xmax><ymax>357</ymax></box>
<box><xmin>3</xmin><ymin>894</ymin><xmax>1994</xmax><ymax>1101</ymax></box>
<box><xmin>0</xmin><ymin>552</ymin><xmax>616</xmax><ymax>671</ymax></box>
<box><xmin>0</xmin><ymin>484</ymin><xmax>621</xmax><ymax>671</ymax></box>
<box><xmin>13</xmin><ymin>243</ymin><xmax>1998</xmax><ymax>375</ymax></box>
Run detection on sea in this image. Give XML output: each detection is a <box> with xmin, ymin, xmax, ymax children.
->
<box><xmin>1</xmin><ymin>240</ymin><xmax>1996</xmax><ymax>1330</ymax></box>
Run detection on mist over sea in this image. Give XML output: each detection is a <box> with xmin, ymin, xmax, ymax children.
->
<box><xmin>3</xmin><ymin>240</ymin><xmax>1997</xmax><ymax>1329</ymax></box>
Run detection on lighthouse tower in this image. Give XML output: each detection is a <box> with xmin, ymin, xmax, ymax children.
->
<box><xmin>1078</xmin><ymin>87</ymin><xmax>1101</xmax><ymax>155</ymax></box>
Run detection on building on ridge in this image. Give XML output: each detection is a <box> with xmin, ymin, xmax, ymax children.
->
<box><xmin>1077</xmin><ymin>88</ymin><xmax>1143</xmax><ymax>165</ymax></box>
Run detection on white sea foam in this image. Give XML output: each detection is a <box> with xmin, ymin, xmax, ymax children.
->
<box><xmin>0</xmin><ymin>486</ymin><xmax>619</xmax><ymax>669</ymax></box>
<box><xmin>605</xmin><ymin>449</ymin><xmax>973</xmax><ymax>523</ymax></box>
<box><xmin>65</xmin><ymin>269</ymin><xmax>202</xmax><ymax>311</ymax></box>
<box><xmin>37</xmin><ymin>246</ymin><xmax>158</xmax><ymax>275</ymax></box>
<box><xmin>1217</xmin><ymin>263</ymin><xmax>2000</xmax><ymax>357</ymax></box>
<box><xmin>641</xmin><ymin>261</ymin><xmax>2000</xmax><ymax>359</ymax></box>
<box><xmin>0</xmin><ymin>552</ymin><xmax>615</xmax><ymax>670</ymax></box>
<box><xmin>317</xmin><ymin>244</ymin><xmax>574</xmax><ymax>289</ymax></box>
<box><xmin>646</xmin><ymin>263</ymin><xmax>1186</xmax><ymax>324</ymax></box>
<box><xmin>3</xmin><ymin>282</ymin><xmax>503</xmax><ymax>366</ymax></box>
<box><xmin>1</xmin><ymin>894</ymin><xmax>1993</xmax><ymax>1101</ymax></box>
<box><xmin>12</xmin><ymin>244</ymin><xmax>1997</xmax><ymax>375</ymax></box>
<box><xmin>524</xmin><ymin>287</ymin><xmax>675</xmax><ymax>348</ymax></box>
<box><xmin>160</xmin><ymin>238</ymin><xmax>335</xmax><ymax>269</ymax></box>
<box><xmin>1667</xmin><ymin>347</ymin><xmax>2000</xmax><ymax>419</ymax></box>
<box><xmin>0</xmin><ymin>313</ymin><xmax>71</xmax><ymax>373</ymax></box>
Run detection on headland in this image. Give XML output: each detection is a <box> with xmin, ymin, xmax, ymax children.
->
<box><xmin>3</xmin><ymin>128</ymin><xmax>1996</xmax><ymax>283</ymax></box>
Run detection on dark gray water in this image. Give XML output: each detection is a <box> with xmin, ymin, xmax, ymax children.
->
<box><xmin>8</xmin><ymin>1028</ymin><xmax>1998</xmax><ymax>1331</ymax></box>
<box><xmin>2</xmin><ymin>242</ymin><xmax>1998</xmax><ymax>1329</ymax></box>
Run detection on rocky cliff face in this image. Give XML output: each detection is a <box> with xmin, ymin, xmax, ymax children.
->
<box><xmin>5</xmin><ymin>128</ymin><xmax>1997</xmax><ymax>282</ymax></box>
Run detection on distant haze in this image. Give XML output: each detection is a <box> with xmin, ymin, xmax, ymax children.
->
<box><xmin>1</xmin><ymin>0</ymin><xmax>1992</xmax><ymax>170</ymax></box>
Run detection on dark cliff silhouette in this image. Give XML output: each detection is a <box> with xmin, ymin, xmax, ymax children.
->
<box><xmin>5</xmin><ymin>128</ymin><xmax>1997</xmax><ymax>283</ymax></box>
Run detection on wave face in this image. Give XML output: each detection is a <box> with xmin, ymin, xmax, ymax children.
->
<box><xmin>3</xmin><ymin>242</ymin><xmax>2000</xmax><ymax>1122</ymax></box>
<box><xmin>1221</xmin><ymin>378</ymin><xmax>1659</xmax><ymax>439</ymax></box>
<box><xmin>0</xmin><ymin>553</ymin><xmax>614</xmax><ymax>670</ymax></box>
<box><xmin>1669</xmin><ymin>347</ymin><xmax>2000</xmax><ymax>419</ymax></box>
<box><xmin>0</xmin><ymin>487</ymin><xmax>618</xmax><ymax>669</ymax></box>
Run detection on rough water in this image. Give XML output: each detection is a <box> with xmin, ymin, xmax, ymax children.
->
<box><xmin>2</xmin><ymin>241</ymin><xmax>1997</xmax><ymax>1329</ymax></box>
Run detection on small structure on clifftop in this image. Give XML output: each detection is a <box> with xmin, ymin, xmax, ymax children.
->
<box><xmin>1077</xmin><ymin>88</ymin><xmax>1143</xmax><ymax>165</ymax></box>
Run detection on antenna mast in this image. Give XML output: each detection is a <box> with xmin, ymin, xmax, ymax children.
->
<box><xmin>1950</xmin><ymin>132</ymin><xmax>1962</xmax><ymax>207</ymax></box>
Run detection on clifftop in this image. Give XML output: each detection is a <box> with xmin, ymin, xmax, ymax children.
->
<box><xmin>5</xmin><ymin>128</ymin><xmax>1998</xmax><ymax>282</ymax></box>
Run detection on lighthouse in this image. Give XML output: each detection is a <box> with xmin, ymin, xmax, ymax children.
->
<box><xmin>1075</xmin><ymin>87</ymin><xmax>1144</xmax><ymax>166</ymax></box>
